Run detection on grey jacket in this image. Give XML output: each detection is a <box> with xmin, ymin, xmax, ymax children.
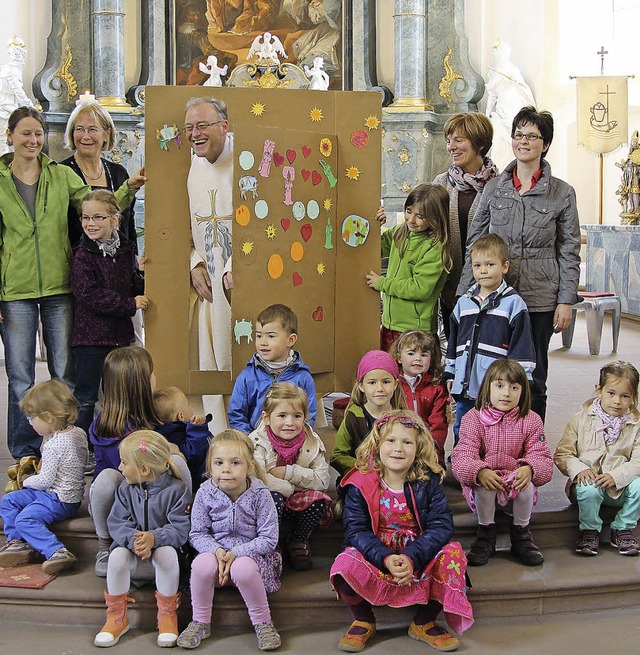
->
<box><xmin>457</xmin><ymin>160</ymin><xmax>581</xmax><ymax>312</ymax></box>
<box><xmin>107</xmin><ymin>471</ymin><xmax>192</xmax><ymax>552</ymax></box>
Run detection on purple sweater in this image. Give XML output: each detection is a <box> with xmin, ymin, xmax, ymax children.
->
<box><xmin>71</xmin><ymin>232</ymin><xmax>144</xmax><ymax>347</ymax></box>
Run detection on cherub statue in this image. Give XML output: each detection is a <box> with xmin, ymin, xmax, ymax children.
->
<box><xmin>0</xmin><ymin>36</ymin><xmax>35</xmax><ymax>155</ymax></box>
<box><xmin>616</xmin><ymin>130</ymin><xmax>640</xmax><ymax>222</ymax></box>
<box><xmin>199</xmin><ymin>54</ymin><xmax>228</xmax><ymax>87</ymax></box>
<box><xmin>304</xmin><ymin>56</ymin><xmax>330</xmax><ymax>91</ymax></box>
<box><xmin>247</xmin><ymin>31</ymin><xmax>287</xmax><ymax>64</ymax></box>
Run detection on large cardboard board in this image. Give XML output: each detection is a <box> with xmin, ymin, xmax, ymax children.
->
<box><xmin>145</xmin><ymin>86</ymin><xmax>381</xmax><ymax>395</ymax></box>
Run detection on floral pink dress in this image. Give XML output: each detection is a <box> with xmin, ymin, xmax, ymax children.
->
<box><xmin>330</xmin><ymin>482</ymin><xmax>473</xmax><ymax>633</ymax></box>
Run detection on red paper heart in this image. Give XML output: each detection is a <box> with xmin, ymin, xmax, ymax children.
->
<box><xmin>286</xmin><ymin>149</ymin><xmax>297</xmax><ymax>164</ymax></box>
<box><xmin>312</xmin><ymin>306</ymin><xmax>323</xmax><ymax>322</ymax></box>
<box><xmin>280</xmin><ymin>218</ymin><xmax>291</xmax><ymax>231</ymax></box>
<box><xmin>292</xmin><ymin>272</ymin><xmax>303</xmax><ymax>287</ymax></box>
<box><xmin>311</xmin><ymin>170</ymin><xmax>322</xmax><ymax>186</ymax></box>
<box><xmin>301</xmin><ymin>169</ymin><xmax>311</xmax><ymax>182</ymax></box>
<box><xmin>302</xmin><ymin>145</ymin><xmax>312</xmax><ymax>158</ymax></box>
<box><xmin>300</xmin><ymin>223</ymin><xmax>312</xmax><ymax>242</ymax></box>
<box><xmin>274</xmin><ymin>152</ymin><xmax>284</xmax><ymax>167</ymax></box>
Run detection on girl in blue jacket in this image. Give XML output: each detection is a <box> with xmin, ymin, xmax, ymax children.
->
<box><xmin>94</xmin><ymin>430</ymin><xmax>191</xmax><ymax>648</ymax></box>
<box><xmin>330</xmin><ymin>410</ymin><xmax>473</xmax><ymax>652</ymax></box>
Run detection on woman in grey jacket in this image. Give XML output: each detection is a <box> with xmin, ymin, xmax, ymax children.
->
<box><xmin>458</xmin><ymin>106</ymin><xmax>581</xmax><ymax>421</ymax></box>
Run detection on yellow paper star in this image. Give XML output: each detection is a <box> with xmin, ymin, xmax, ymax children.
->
<box><xmin>346</xmin><ymin>165</ymin><xmax>361</xmax><ymax>181</ymax></box>
<box><xmin>250</xmin><ymin>102</ymin><xmax>266</xmax><ymax>117</ymax></box>
<box><xmin>309</xmin><ymin>106</ymin><xmax>324</xmax><ymax>123</ymax></box>
<box><xmin>319</xmin><ymin>138</ymin><xmax>332</xmax><ymax>157</ymax></box>
<box><xmin>241</xmin><ymin>239</ymin><xmax>254</xmax><ymax>256</ymax></box>
<box><xmin>316</xmin><ymin>261</ymin><xmax>326</xmax><ymax>276</ymax></box>
<box><xmin>365</xmin><ymin>115</ymin><xmax>380</xmax><ymax>130</ymax></box>
<box><xmin>323</xmin><ymin>198</ymin><xmax>332</xmax><ymax>211</ymax></box>
<box><xmin>265</xmin><ymin>224</ymin><xmax>277</xmax><ymax>240</ymax></box>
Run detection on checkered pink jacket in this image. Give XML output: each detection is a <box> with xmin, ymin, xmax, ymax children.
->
<box><xmin>451</xmin><ymin>407</ymin><xmax>553</xmax><ymax>488</ymax></box>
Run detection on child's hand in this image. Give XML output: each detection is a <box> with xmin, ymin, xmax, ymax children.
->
<box><xmin>575</xmin><ymin>469</ymin><xmax>596</xmax><ymax>486</ymax></box>
<box><xmin>512</xmin><ymin>464</ymin><xmax>533</xmax><ymax>491</ymax></box>
<box><xmin>268</xmin><ymin>466</ymin><xmax>286</xmax><ymax>479</ymax></box>
<box><xmin>375</xmin><ymin>204</ymin><xmax>387</xmax><ymax>225</ymax></box>
<box><xmin>446</xmin><ymin>380</ymin><xmax>453</xmax><ymax>394</ymax></box>
<box><xmin>365</xmin><ymin>271</ymin><xmax>380</xmax><ymax>288</ymax></box>
<box><xmin>189</xmin><ymin>414</ymin><xmax>207</xmax><ymax>425</ymax></box>
<box><xmin>384</xmin><ymin>554</ymin><xmax>413</xmax><ymax>586</ymax></box>
<box><xmin>218</xmin><ymin>550</ymin><xmax>236</xmax><ymax>585</ymax></box>
<box><xmin>135</xmin><ymin>295</ymin><xmax>149</xmax><ymax>310</ymax></box>
<box><xmin>594</xmin><ymin>472</ymin><xmax>616</xmax><ymax>489</ymax></box>
<box><xmin>477</xmin><ymin>467</ymin><xmax>506</xmax><ymax>491</ymax></box>
<box><xmin>133</xmin><ymin>531</ymin><xmax>154</xmax><ymax>559</ymax></box>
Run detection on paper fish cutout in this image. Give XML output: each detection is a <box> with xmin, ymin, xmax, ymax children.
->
<box><xmin>234</xmin><ymin>319</ymin><xmax>254</xmax><ymax>344</ymax></box>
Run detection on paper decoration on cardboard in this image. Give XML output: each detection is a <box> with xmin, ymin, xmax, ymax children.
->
<box><xmin>320</xmin><ymin>138</ymin><xmax>332</xmax><ymax>157</ymax></box>
<box><xmin>290</xmin><ymin>241</ymin><xmax>304</xmax><ymax>262</ymax></box>
<box><xmin>282</xmin><ymin>166</ymin><xmax>295</xmax><ymax>205</ymax></box>
<box><xmin>307</xmin><ymin>200</ymin><xmax>319</xmax><ymax>219</ymax></box>
<box><xmin>319</xmin><ymin>160</ymin><xmax>337</xmax><ymax>187</ymax></box>
<box><xmin>258</xmin><ymin>140</ymin><xmax>275</xmax><ymax>177</ymax></box>
<box><xmin>309</xmin><ymin>106</ymin><xmax>324</xmax><ymax>122</ymax></box>
<box><xmin>236</xmin><ymin>205</ymin><xmax>251</xmax><ymax>226</ymax></box>
<box><xmin>255</xmin><ymin>200</ymin><xmax>269</xmax><ymax>219</ymax></box>
<box><xmin>234</xmin><ymin>319</ymin><xmax>253</xmax><ymax>344</ymax></box>
<box><xmin>292</xmin><ymin>272</ymin><xmax>303</xmax><ymax>286</ymax></box>
<box><xmin>342</xmin><ymin>215</ymin><xmax>370</xmax><ymax>247</ymax></box>
<box><xmin>292</xmin><ymin>201</ymin><xmax>306</xmax><ymax>221</ymax></box>
<box><xmin>351</xmin><ymin>129</ymin><xmax>369</xmax><ymax>148</ymax></box>
<box><xmin>312</xmin><ymin>306</ymin><xmax>324</xmax><ymax>321</ymax></box>
<box><xmin>267</xmin><ymin>253</ymin><xmax>284</xmax><ymax>279</ymax></box>
<box><xmin>239</xmin><ymin>175</ymin><xmax>258</xmax><ymax>199</ymax></box>
<box><xmin>265</xmin><ymin>224</ymin><xmax>277</xmax><ymax>240</ymax></box>
<box><xmin>300</xmin><ymin>224</ymin><xmax>312</xmax><ymax>242</ymax></box>
<box><xmin>239</xmin><ymin>150</ymin><xmax>255</xmax><ymax>170</ymax></box>
<box><xmin>251</xmin><ymin>102</ymin><xmax>266</xmax><ymax>117</ymax></box>
<box><xmin>156</xmin><ymin>124</ymin><xmax>182</xmax><ymax>150</ymax></box>
<box><xmin>302</xmin><ymin>145</ymin><xmax>312</xmax><ymax>158</ymax></box>
<box><xmin>274</xmin><ymin>152</ymin><xmax>285</xmax><ymax>167</ymax></box>
<box><xmin>324</xmin><ymin>216</ymin><xmax>333</xmax><ymax>250</ymax></box>
<box><xmin>316</xmin><ymin>262</ymin><xmax>326</xmax><ymax>276</ymax></box>
<box><xmin>240</xmin><ymin>235</ymin><xmax>257</xmax><ymax>264</ymax></box>
<box><xmin>345</xmin><ymin>166</ymin><xmax>361</xmax><ymax>181</ymax></box>
<box><xmin>365</xmin><ymin>115</ymin><xmax>380</xmax><ymax>130</ymax></box>
<box><xmin>280</xmin><ymin>217</ymin><xmax>291</xmax><ymax>231</ymax></box>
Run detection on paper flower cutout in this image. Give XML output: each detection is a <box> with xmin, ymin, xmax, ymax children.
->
<box><xmin>345</xmin><ymin>165</ymin><xmax>362</xmax><ymax>181</ymax></box>
<box><xmin>323</xmin><ymin>198</ymin><xmax>332</xmax><ymax>211</ymax></box>
<box><xmin>265</xmin><ymin>224</ymin><xmax>277</xmax><ymax>240</ymax></box>
<box><xmin>251</xmin><ymin>102</ymin><xmax>266</xmax><ymax>117</ymax></box>
<box><xmin>365</xmin><ymin>115</ymin><xmax>380</xmax><ymax>130</ymax></box>
<box><xmin>319</xmin><ymin>138</ymin><xmax>332</xmax><ymax>157</ymax></box>
<box><xmin>309</xmin><ymin>106</ymin><xmax>324</xmax><ymax>122</ymax></box>
<box><xmin>241</xmin><ymin>238</ymin><xmax>255</xmax><ymax>256</ymax></box>
<box><xmin>316</xmin><ymin>261</ymin><xmax>326</xmax><ymax>276</ymax></box>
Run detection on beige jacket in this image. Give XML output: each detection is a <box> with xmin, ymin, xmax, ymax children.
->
<box><xmin>250</xmin><ymin>422</ymin><xmax>330</xmax><ymax>498</ymax></box>
<box><xmin>554</xmin><ymin>399</ymin><xmax>640</xmax><ymax>499</ymax></box>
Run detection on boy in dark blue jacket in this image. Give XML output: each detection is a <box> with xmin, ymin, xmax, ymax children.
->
<box><xmin>228</xmin><ymin>303</ymin><xmax>317</xmax><ymax>433</ymax></box>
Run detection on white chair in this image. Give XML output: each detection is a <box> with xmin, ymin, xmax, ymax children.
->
<box><xmin>561</xmin><ymin>293</ymin><xmax>621</xmax><ymax>356</ymax></box>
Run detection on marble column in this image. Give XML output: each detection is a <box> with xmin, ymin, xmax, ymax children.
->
<box><xmin>387</xmin><ymin>0</ymin><xmax>431</xmax><ymax>111</ymax></box>
<box><xmin>92</xmin><ymin>0</ymin><xmax>130</xmax><ymax>112</ymax></box>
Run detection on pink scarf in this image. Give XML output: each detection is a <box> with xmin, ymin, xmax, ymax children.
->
<box><xmin>592</xmin><ymin>397</ymin><xmax>629</xmax><ymax>445</ymax></box>
<box><xmin>266</xmin><ymin>425</ymin><xmax>306</xmax><ymax>466</ymax></box>
<box><xmin>478</xmin><ymin>403</ymin><xmax>508</xmax><ymax>426</ymax></box>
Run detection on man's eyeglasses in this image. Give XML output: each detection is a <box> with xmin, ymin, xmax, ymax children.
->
<box><xmin>182</xmin><ymin>120</ymin><xmax>225</xmax><ymax>134</ymax></box>
<box><xmin>512</xmin><ymin>132</ymin><xmax>542</xmax><ymax>142</ymax></box>
<box><xmin>81</xmin><ymin>214</ymin><xmax>113</xmax><ymax>223</ymax></box>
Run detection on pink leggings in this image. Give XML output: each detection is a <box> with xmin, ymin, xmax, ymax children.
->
<box><xmin>190</xmin><ymin>552</ymin><xmax>271</xmax><ymax>625</ymax></box>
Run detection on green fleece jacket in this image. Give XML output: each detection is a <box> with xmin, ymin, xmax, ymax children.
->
<box><xmin>330</xmin><ymin>404</ymin><xmax>372</xmax><ymax>476</ymax></box>
<box><xmin>0</xmin><ymin>152</ymin><xmax>135</xmax><ymax>301</ymax></box>
<box><xmin>374</xmin><ymin>226</ymin><xmax>447</xmax><ymax>334</ymax></box>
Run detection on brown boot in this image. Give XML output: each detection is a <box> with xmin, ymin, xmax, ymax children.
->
<box><xmin>155</xmin><ymin>590</ymin><xmax>181</xmax><ymax>648</ymax></box>
<box><xmin>94</xmin><ymin>591</ymin><xmax>135</xmax><ymax>648</ymax></box>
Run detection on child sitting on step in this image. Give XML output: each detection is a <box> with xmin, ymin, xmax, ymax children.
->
<box><xmin>0</xmin><ymin>380</ymin><xmax>87</xmax><ymax>575</ymax></box>
<box><xmin>94</xmin><ymin>430</ymin><xmax>191</xmax><ymax>648</ymax></box>
<box><xmin>451</xmin><ymin>359</ymin><xmax>553</xmax><ymax>567</ymax></box>
<box><xmin>555</xmin><ymin>361</ymin><xmax>640</xmax><ymax>557</ymax></box>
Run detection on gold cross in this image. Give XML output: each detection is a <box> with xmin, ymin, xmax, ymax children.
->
<box><xmin>195</xmin><ymin>189</ymin><xmax>232</xmax><ymax>248</ymax></box>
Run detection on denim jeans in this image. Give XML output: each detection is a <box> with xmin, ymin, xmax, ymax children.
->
<box><xmin>452</xmin><ymin>395</ymin><xmax>476</xmax><ymax>446</ymax></box>
<box><xmin>72</xmin><ymin>345</ymin><xmax>114</xmax><ymax>434</ymax></box>
<box><xmin>0</xmin><ymin>294</ymin><xmax>75</xmax><ymax>458</ymax></box>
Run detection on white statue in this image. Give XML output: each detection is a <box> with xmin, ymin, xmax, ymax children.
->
<box><xmin>484</xmin><ymin>40</ymin><xmax>536</xmax><ymax>170</ymax></box>
<box><xmin>199</xmin><ymin>54</ymin><xmax>228</xmax><ymax>87</ymax></box>
<box><xmin>304</xmin><ymin>56</ymin><xmax>330</xmax><ymax>91</ymax></box>
<box><xmin>0</xmin><ymin>36</ymin><xmax>35</xmax><ymax>155</ymax></box>
<box><xmin>247</xmin><ymin>31</ymin><xmax>287</xmax><ymax>64</ymax></box>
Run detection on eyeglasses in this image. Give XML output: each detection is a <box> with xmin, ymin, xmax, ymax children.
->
<box><xmin>81</xmin><ymin>214</ymin><xmax>113</xmax><ymax>223</ymax></box>
<box><xmin>512</xmin><ymin>132</ymin><xmax>542</xmax><ymax>142</ymax></box>
<box><xmin>182</xmin><ymin>120</ymin><xmax>225</xmax><ymax>134</ymax></box>
<box><xmin>73</xmin><ymin>126</ymin><xmax>102</xmax><ymax>135</ymax></box>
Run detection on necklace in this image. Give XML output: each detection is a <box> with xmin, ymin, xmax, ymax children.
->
<box><xmin>74</xmin><ymin>155</ymin><xmax>104</xmax><ymax>181</ymax></box>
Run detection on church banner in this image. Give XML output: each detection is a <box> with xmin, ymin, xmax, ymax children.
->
<box><xmin>577</xmin><ymin>76</ymin><xmax>628</xmax><ymax>154</ymax></box>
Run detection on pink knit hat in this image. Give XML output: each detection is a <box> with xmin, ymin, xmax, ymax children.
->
<box><xmin>356</xmin><ymin>350</ymin><xmax>399</xmax><ymax>381</ymax></box>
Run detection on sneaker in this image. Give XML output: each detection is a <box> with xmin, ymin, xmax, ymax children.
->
<box><xmin>42</xmin><ymin>547</ymin><xmax>77</xmax><ymax>574</ymax></box>
<box><xmin>338</xmin><ymin>621</ymin><xmax>376</xmax><ymax>653</ymax></box>
<box><xmin>0</xmin><ymin>539</ymin><xmax>38</xmax><ymax>567</ymax></box>
<box><xmin>84</xmin><ymin>451</ymin><xmax>96</xmax><ymax>476</ymax></box>
<box><xmin>254</xmin><ymin>621</ymin><xmax>281</xmax><ymax>651</ymax></box>
<box><xmin>575</xmin><ymin>530</ymin><xmax>599</xmax><ymax>556</ymax></box>
<box><xmin>95</xmin><ymin>549</ymin><xmax>110</xmax><ymax>577</ymax></box>
<box><xmin>408</xmin><ymin>620</ymin><xmax>459</xmax><ymax>652</ymax></box>
<box><xmin>177</xmin><ymin>621</ymin><xmax>211</xmax><ymax>649</ymax></box>
<box><xmin>610</xmin><ymin>529</ymin><xmax>640</xmax><ymax>556</ymax></box>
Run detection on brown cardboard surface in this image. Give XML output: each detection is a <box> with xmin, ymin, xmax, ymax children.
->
<box><xmin>145</xmin><ymin>86</ymin><xmax>381</xmax><ymax>395</ymax></box>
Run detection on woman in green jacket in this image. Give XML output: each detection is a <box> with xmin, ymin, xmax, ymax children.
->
<box><xmin>0</xmin><ymin>106</ymin><xmax>137</xmax><ymax>459</ymax></box>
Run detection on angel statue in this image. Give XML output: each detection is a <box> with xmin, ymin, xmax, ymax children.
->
<box><xmin>199</xmin><ymin>54</ymin><xmax>228</xmax><ymax>87</ymax></box>
<box><xmin>616</xmin><ymin>130</ymin><xmax>640</xmax><ymax>224</ymax></box>
<box><xmin>304</xmin><ymin>56</ymin><xmax>330</xmax><ymax>91</ymax></box>
<box><xmin>247</xmin><ymin>31</ymin><xmax>287</xmax><ymax>64</ymax></box>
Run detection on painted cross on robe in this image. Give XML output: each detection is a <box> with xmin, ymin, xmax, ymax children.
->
<box><xmin>195</xmin><ymin>189</ymin><xmax>232</xmax><ymax>248</ymax></box>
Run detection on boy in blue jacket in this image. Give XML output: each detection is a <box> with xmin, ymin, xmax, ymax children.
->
<box><xmin>444</xmin><ymin>233</ymin><xmax>536</xmax><ymax>445</ymax></box>
<box><xmin>228</xmin><ymin>303</ymin><xmax>317</xmax><ymax>433</ymax></box>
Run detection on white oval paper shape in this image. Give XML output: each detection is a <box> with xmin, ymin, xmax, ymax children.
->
<box><xmin>254</xmin><ymin>199</ymin><xmax>269</xmax><ymax>219</ymax></box>
<box><xmin>239</xmin><ymin>150</ymin><xmax>255</xmax><ymax>171</ymax></box>
<box><xmin>307</xmin><ymin>199</ymin><xmax>320</xmax><ymax>220</ymax></box>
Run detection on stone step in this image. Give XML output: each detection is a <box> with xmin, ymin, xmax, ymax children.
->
<box><xmin>1</xmin><ymin>545</ymin><xmax>640</xmax><ymax>630</ymax></box>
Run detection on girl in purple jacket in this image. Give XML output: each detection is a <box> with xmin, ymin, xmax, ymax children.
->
<box><xmin>71</xmin><ymin>189</ymin><xmax>148</xmax><ymax>434</ymax></box>
<box><xmin>177</xmin><ymin>430</ymin><xmax>282</xmax><ymax>651</ymax></box>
